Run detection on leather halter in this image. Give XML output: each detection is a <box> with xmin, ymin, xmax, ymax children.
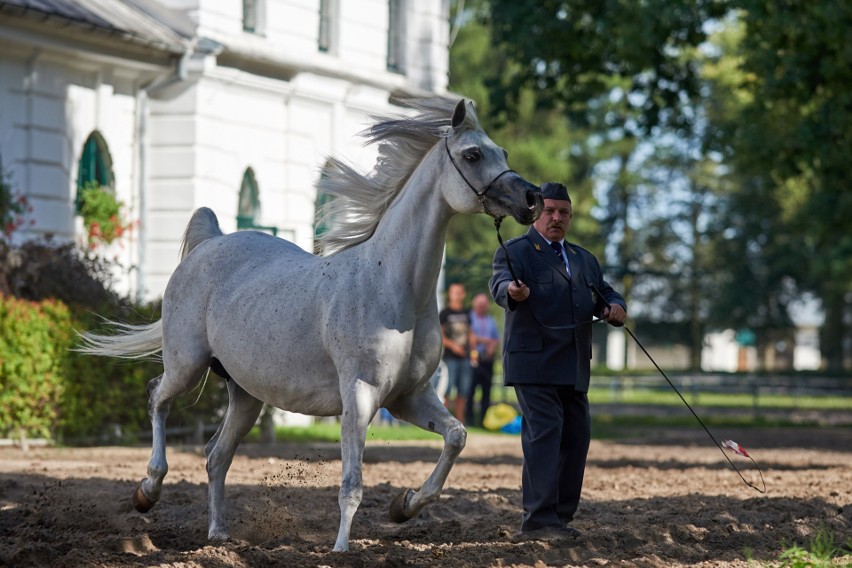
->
<box><xmin>444</xmin><ymin>136</ymin><xmax>515</xmax><ymax>220</ymax></box>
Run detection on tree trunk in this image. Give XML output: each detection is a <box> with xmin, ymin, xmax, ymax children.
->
<box><xmin>820</xmin><ymin>287</ymin><xmax>848</xmax><ymax>371</ymax></box>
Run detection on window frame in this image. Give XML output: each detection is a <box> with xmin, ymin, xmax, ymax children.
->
<box><xmin>386</xmin><ymin>0</ymin><xmax>406</xmax><ymax>74</ymax></box>
<box><xmin>318</xmin><ymin>0</ymin><xmax>338</xmax><ymax>54</ymax></box>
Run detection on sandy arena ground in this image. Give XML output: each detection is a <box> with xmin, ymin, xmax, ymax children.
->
<box><xmin>1</xmin><ymin>427</ymin><xmax>850</xmax><ymax>567</ymax></box>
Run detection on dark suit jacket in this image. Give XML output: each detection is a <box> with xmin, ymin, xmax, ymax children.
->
<box><xmin>489</xmin><ymin>227</ymin><xmax>626</xmax><ymax>391</ymax></box>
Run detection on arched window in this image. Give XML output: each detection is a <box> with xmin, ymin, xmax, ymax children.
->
<box><xmin>75</xmin><ymin>131</ymin><xmax>114</xmax><ymax>211</ymax></box>
<box><xmin>313</xmin><ymin>190</ymin><xmax>334</xmax><ymax>254</ymax></box>
<box><xmin>237</xmin><ymin>167</ymin><xmax>277</xmax><ymax>235</ymax></box>
<box><xmin>313</xmin><ymin>164</ymin><xmax>336</xmax><ymax>254</ymax></box>
<box><xmin>237</xmin><ymin>167</ymin><xmax>260</xmax><ymax>227</ymax></box>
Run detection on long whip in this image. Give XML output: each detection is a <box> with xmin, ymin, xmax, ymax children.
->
<box><xmin>586</xmin><ymin>281</ymin><xmax>766</xmax><ymax>493</ymax></box>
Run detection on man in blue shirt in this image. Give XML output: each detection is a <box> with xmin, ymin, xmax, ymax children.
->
<box><xmin>467</xmin><ymin>293</ymin><xmax>500</xmax><ymax>427</ymax></box>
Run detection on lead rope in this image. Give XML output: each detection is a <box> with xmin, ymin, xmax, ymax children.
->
<box><xmin>495</xmin><ymin>218</ymin><xmax>765</xmax><ymax>493</ymax></box>
<box><xmin>494</xmin><ymin>217</ymin><xmax>603</xmax><ymax>331</ymax></box>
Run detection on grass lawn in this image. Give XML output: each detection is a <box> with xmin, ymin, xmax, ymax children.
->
<box><xmin>241</xmin><ymin>380</ymin><xmax>850</xmax><ymax>444</ymax></box>
<box><xmin>586</xmin><ymin>387</ymin><xmax>852</xmax><ymax>410</ymax></box>
<box><xmin>246</xmin><ymin>407</ymin><xmax>848</xmax><ymax>444</ymax></box>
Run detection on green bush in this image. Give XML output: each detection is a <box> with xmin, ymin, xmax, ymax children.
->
<box><xmin>0</xmin><ymin>295</ymin><xmax>73</xmax><ymax>438</ymax></box>
<box><xmin>77</xmin><ymin>182</ymin><xmax>133</xmax><ymax>250</ymax></box>
<box><xmin>58</xmin><ymin>307</ymin><xmax>163</xmax><ymax>443</ymax></box>
<box><xmin>0</xmin><ymin>240</ymin><xmax>230</xmax><ymax>444</ymax></box>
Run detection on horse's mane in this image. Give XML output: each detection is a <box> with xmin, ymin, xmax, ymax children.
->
<box><xmin>315</xmin><ymin>97</ymin><xmax>480</xmax><ymax>255</ymax></box>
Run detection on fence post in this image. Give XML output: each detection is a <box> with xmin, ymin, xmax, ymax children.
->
<box><xmin>749</xmin><ymin>375</ymin><xmax>759</xmax><ymax>418</ymax></box>
<box><xmin>193</xmin><ymin>417</ymin><xmax>205</xmax><ymax>445</ymax></box>
<box><xmin>609</xmin><ymin>378</ymin><xmax>621</xmax><ymax>402</ymax></box>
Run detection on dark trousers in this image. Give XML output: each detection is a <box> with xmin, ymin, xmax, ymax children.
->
<box><xmin>465</xmin><ymin>359</ymin><xmax>494</xmax><ymax>426</ymax></box>
<box><xmin>514</xmin><ymin>385</ymin><xmax>590</xmax><ymax>531</ymax></box>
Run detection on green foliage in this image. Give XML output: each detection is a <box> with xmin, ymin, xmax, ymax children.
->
<box><xmin>0</xmin><ymin>239</ymin><xmax>228</xmax><ymax>443</ymax></box>
<box><xmin>485</xmin><ymin>0</ymin><xmax>728</xmax><ymax>133</ymax></box>
<box><xmin>723</xmin><ymin>1</ymin><xmax>852</xmax><ymax>370</ymax></box>
<box><xmin>0</xmin><ymin>295</ymin><xmax>73</xmax><ymax>438</ymax></box>
<box><xmin>453</xmin><ymin>0</ymin><xmax>852</xmax><ymax>369</ymax></box>
<box><xmin>0</xmin><ymin>293</ymin><xmax>161</xmax><ymax>442</ymax></box>
<box><xmin>0</xmin><ymin>152</ymin><xmax>33</xmax><ymax>239</ymax></box>
<box><xmin>78</xmin><ymin>182</ymin><xmax>133</xmax><ymax>249</ymax></box>
<box><xmin>244</xmin><ymin>421</ymin><xmax>446</xmax><ymax>444</ymax></box>
<box><xmin>777</xmin><ymin>526</ymin><xmax>851</xmax><ymax>567</ymax></box>
<box><xmin>58</xmin><ymin>307</ymin><xmax>162</xmax><ymax>442</ymax></box>
<box><xmin>446</xmin><ymin>1</ymin><xmax>600</xmax><ymax>300</ymax></box>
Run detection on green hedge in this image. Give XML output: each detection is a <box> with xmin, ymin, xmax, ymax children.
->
<box><xmin>0</xmin><ymin>294</ymin><xmax>159</xmax><ymax>441</ymax></box>
<box><xmin>1</xmin><ymin>239</ymin><xmax>231</xmax><ymax>445</ymax></box>
<box><xmin>0</xmin><ymin>295</ymin><xmax>72</xmax><ymax>438</ymax></box>
<box><xmin>58</xmin><ymin>307</ymin><xmax>164</xmax><ymax>443</ymax></box>
<box><xmin>0</xmin><ymin>294</ymin><xmax>229</xmax><ymax>443</ymax></box>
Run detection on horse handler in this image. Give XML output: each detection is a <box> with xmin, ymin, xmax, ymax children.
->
<box><xmin>489</xmin><ymin>181</ymin><xmax>627</xmax><ymax>538</ymax></box>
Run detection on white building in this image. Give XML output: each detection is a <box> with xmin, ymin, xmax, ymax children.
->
<box><xmin>0</xmin><ymin>0</ymin><xmax>450</xmax><ymax>300</ymax></box>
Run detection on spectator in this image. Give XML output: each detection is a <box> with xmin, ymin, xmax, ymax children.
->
<box><xmin>466</xmin><ymin>293</ymin><xmax>499</xmax><ymax>426</ymax></box>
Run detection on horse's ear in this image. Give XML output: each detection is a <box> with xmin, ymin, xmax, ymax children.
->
<box><xmin>451</xmin><ymin>99</ymin><xmax>466</xmax><ymax>129</ymax></box>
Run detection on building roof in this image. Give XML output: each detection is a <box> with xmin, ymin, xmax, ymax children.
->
<box><xmin>0</xmin><ymin>0</ymin><xmax>191</xmax><ymax>54</ymax></box>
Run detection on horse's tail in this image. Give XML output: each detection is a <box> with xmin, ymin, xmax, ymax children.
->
<box><xmin>77</xmin><ymin>319</ymin><xmax>164</xmax><ymax>359</ymax></box>
<box><xmin>78</xmin><ymin>209</ymin><xmax>223</xmax><ymax>360</ymax></box>
<box><xmin>180</xmin><ymin>207</ymin><xmax>224</xmax><ymax>260</ymax></box>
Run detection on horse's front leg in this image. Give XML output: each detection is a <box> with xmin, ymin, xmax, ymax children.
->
<box><xmin>334</xmin><ymin>377</ymin><xmax>381</xmax><ymax>552</ymax></box>
<box><xmin>385</xmin><ymin>384</ymin><xmax>466</xmax><ymax>522</ymax></box>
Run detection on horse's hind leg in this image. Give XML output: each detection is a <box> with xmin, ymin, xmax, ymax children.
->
<box><xmin>134</xmin><ymin>360</ymin><xmax>208</xmax><ymax>512</ymax></box>
<box><xmin>385</xmin><ymin>386</ymin><xmax>466</xmax><ymax>522</ymax></box>
<box><xmin>205</xmin><ymin>380</ymin><xmax>263</xmax><ymax>540</ymax></box>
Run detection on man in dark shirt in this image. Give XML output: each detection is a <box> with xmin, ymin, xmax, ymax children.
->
<box><xmin>490</xmin><ymin>182</ymin><xmax>627</xmax><ymax>537</ymax></box>
<box><xmin>437</xmin><ymin>282</ymin><xmax>475</xmax><ymax>421</ymax></box>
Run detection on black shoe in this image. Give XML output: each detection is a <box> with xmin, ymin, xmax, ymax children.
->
<box><xmin>520</xmin><ymin>525</ymin><xmax>582</xmax><ymax>540</ymax></box>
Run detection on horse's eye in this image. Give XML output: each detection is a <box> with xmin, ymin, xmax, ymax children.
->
<box><xmin>463</xmin><ymin>149</ymin><xmax>481</xmax><ymax>163</ymax></box>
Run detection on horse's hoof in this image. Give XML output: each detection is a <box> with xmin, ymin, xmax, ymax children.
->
<box><xmin>132</xmin><ymin>480</ymin><xmax>155</xmax><ymax>513</ymax></box>
<box><xmin>208</xmin><ymin>530</ymin><xmax>230</xmax><ymax>542</ymax></box>
<box><xmin>389</xmin><ymin>489</ymin><xmax>414</xmax><ymax>523</ymax></box>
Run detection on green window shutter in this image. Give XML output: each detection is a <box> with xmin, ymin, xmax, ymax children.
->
<box><xmin>75</xmin><ymin>132</ymin><xmax>114</xmax><ymax>212</ymax></box>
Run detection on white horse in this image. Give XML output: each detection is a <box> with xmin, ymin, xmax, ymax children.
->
<box><xmin>80</xmin><ymin>98</ymin><xmax>542</xmax><ymax>551</ymax></box>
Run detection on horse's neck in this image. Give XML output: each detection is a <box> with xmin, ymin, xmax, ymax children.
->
<box><xmin>364</xmin><ymin>152</ymin><xmax>454</xmax><ymax>311</ymax></box>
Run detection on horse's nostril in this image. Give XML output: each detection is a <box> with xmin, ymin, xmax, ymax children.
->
<box><xmin>525</xmin><ymin>190</ymin><xmax>541</xmax><ymax>208</ymax></box>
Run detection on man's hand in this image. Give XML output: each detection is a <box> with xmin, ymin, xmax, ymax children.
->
<box><xmin>508</xmin><ymin>280</ymin><xmax>530</xmax><ymax>302</ymax></box>
<box><xmin>444</xmin><ymin>341</ymin><xmax>466</xmax><ymax>357</ymax></box>
<box><xmin>603</xmin><ymin>304</ymin><xmax>626</xmax><ymax>326</ymax></box>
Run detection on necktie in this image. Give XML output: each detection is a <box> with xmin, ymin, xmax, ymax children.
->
<box><xmin>549</xmin><ymin>241</ymin><xmax>572</xmax><ymax>277</ymax></box>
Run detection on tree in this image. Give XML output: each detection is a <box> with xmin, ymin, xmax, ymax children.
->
<box><xmin>480</xmin><ymin>0</ymin><xmax>852</xmax><ymax>370</ymax></box>
<box><xmin>730</xmin><ymin>1</ymin><xmax>852</xmax><ymax>370</ymax></box>
<box><xmin>446</xmin><ymin>1</ymin><xmax>599</xmax><ymax>302</ymax></box>
<box><xmin>483</xmin><ymin>0</ymin><xmax>732</xmax><ymax>364</ymax></box>
<box><xmin>486</xmin><ymin>0</ymin><xmax>730</xmax><ymax>134</ymax></box>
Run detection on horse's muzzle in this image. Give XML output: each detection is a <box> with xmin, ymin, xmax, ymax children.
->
<box><xmin>488</xmin><ymin>172</ymin><xmax>543</xmax><ymax>225</ymax></box>
<box><xmin>526</xmin><ymin>189</ymin><xmax>544</xmax><ymax>221</ymax></box>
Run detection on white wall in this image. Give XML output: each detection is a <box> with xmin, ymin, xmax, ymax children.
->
<box><xmin>2</xmin><ymin>0</ymin><xmax>451</xmax><ymax>301</ymax></box>
<box><xmin>0</xmin><ymin>43</ymin><xmax>152</xmax><ymax>297</ymax></box>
